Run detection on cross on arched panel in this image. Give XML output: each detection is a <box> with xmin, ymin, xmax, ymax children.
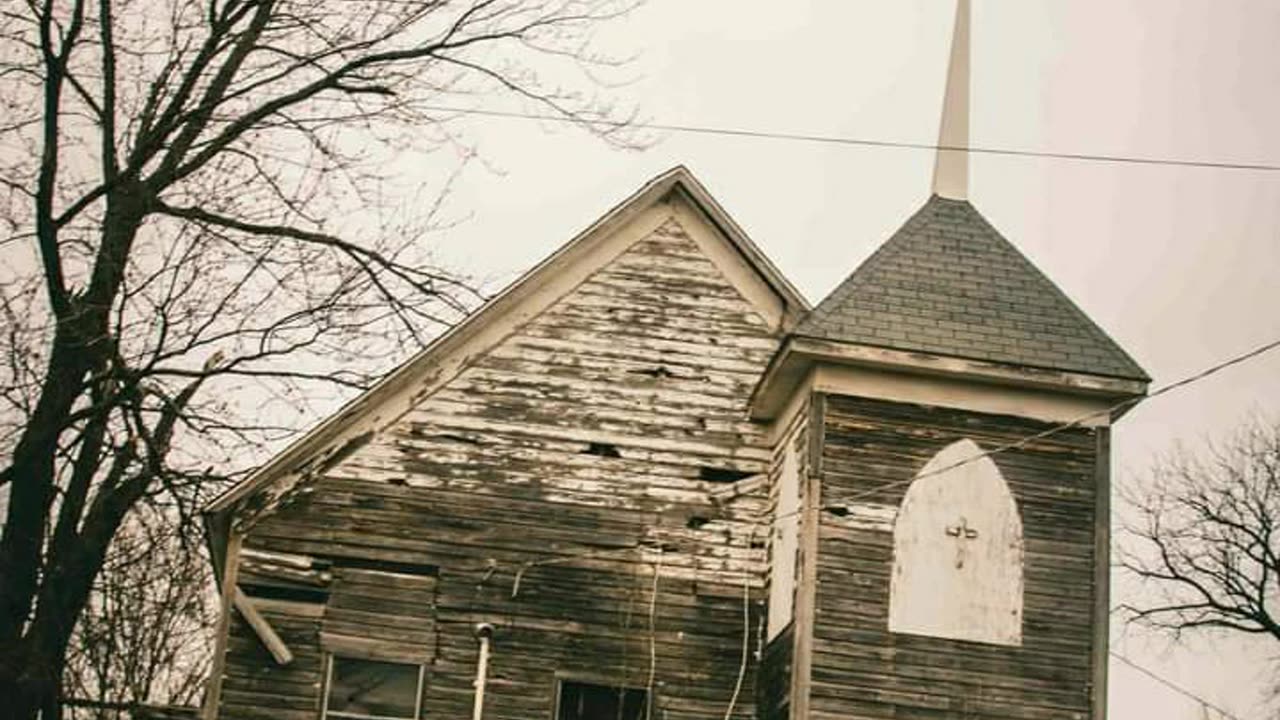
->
<box><xmin>888</xmin><ymin>438</ymin><xmax>1023</xmax><ymax>646</ymax></box>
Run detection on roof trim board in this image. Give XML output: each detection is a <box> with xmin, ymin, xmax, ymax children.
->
<box><xmin>750</xmin><ymin>335</ymin><xmax>1147</xmax><ymax>422</ymax></box>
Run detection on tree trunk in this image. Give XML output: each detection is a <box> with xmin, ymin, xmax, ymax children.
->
<box><xmin>0</xmin><ymin>636</ymin><xmax>62</xmax><ymax>720</ymax></box>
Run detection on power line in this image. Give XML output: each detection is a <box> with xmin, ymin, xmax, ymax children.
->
<box><xmin>1110</xmin><ymin>650</ymin><xmax>1243</xmax><ymax>720</ymax></box>
<box><xmin>423</xmin><ymin>105</ymin><xmax>1280</xmax><ymax>173</ymax></box>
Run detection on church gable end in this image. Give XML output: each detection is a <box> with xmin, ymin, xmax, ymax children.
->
<box><xmin>210</xmin><ymin>186</ymin><xmax>789</xmax><ymax>720</ymax></box>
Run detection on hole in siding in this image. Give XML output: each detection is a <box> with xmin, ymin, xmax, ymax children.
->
<box><xmin>240</xmin><ymin>584</ymin><xmax>329</xmax><ymax>604</ymax></box>
<box><xmin>699</xmin><ymin>466</ymin><xmax>754</xmax><ymax>484</ymax></box>
<box><xmin>823</xmin><ymin>506</ymin><xmax>850</xmax><ymax>517</ymax></box>
<box><xmin>581</xmin><ymin>442</ymin><xmax>622</xmax><ymax>458</ymax></box>
<box><xmin>749</xmin><ymin>539</ymin><xmax>766</xmax><ymax>549</ymax></box>
<box><xmin>386</xmin><ymin>477</ymin><xmax>407</xmax><ymax>487</ymax></box>
<box><xmin>440</xmin><ymin>433</ymin><xmax>482</xmax><ymax>445</ymax></box>
<box><xmin>628</xmin><ymin>366</ymin><xmax>674</xmax><ymax>379</ymax></box>
<box><xmin>686</xmin><ymin>516</ymin><xmax>711</xmax><ymax>530</ymax></box>
<box><xmin>333</xmin><ymin>558</ymin><xmax>439</xmax><ymax>577</ymax></box>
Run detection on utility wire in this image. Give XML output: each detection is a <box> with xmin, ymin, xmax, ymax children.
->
<box><xmin>423</xmin><ymin>105</ymin><xmax>1280</xmax><ymax>173</ymax></box>
<box><xmin>1110</xmin><ymin>650</ymin><xmax>1243</xmax><ymax>720</ymax></box>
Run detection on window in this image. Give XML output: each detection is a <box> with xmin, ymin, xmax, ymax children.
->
<box><xmin>555</xmin><ymin>680</ymin><xmax>647</xmax><ymax>720</ymax></box>
<box><xmin>888</xmin><ymin>438</ymin><xmax>1024</xmax><ymax>646</ymax></box>
<box><xmin>322</xmin><ymin>656</ymin><xmax>425</xmax><ymax>720</ymax></box>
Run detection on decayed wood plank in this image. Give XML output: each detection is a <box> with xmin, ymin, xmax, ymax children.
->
<box><xmin>233</xmin><ymin>587</ymin><xmax>294</xmax><ymax>666</ymax></box>
<box><xmin>1091</xmin><ymin>428</ymin><xmax>1111</xmax><ymax>720</ymax></box>
<box><xmin>202</xmin><ymin>532</ymin><xmax>241</xmax><ymax>720</ymax></box>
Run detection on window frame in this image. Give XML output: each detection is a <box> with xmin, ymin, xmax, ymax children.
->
<box><xmin>551</xmin><ymin>674</ymin><xmax>649</xmax><ymax>720</ymax></box>
<box><xmin>319</xmin><ymin>653</ymin><xmax>426</xmax><ymax>720</ymax></box>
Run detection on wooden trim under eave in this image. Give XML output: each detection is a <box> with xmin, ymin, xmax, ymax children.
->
<box><xmin>1092</xmin><ymin>428</ymin><xmax>1112</xmax><ymax>720</ymax></box>
<box><xmin>201</xmin><ymin>532</ymin><xmax>242</xmax><ymax>720</ymax></box>
<box><xmin>751</xmin><ymin>337</ymin><xmax>1147</xmax><ymax>423</ymax></box>
<box><xmin>788</xmin><ymin>392</ymin><xmax>825</xmax><ymax>719</ymax></box>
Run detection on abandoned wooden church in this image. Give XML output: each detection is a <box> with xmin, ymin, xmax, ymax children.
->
<box><xmin>200</xmin><ymin>3</ymin><xmax>1148</xmax><ymax>718</ymax></box>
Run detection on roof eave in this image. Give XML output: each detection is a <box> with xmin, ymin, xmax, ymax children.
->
<box><xmin>750</xmin><ymin>335</ymin><xmax>1148</xmax><ymax>421</ymax></box>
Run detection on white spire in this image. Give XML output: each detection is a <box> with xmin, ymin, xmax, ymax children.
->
<box><xmin>932</xmin><ymin>0</ymin><xmax>971</xmax><ymax>200</ymax></box>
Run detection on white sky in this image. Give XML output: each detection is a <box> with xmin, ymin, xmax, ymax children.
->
<box><xmin>411</xmin><ymin>2</ymin><xmax>1280</xmax><ymax>718</ymax></box>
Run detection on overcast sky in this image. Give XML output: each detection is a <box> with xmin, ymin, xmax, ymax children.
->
<box><xmin>405</xmin><ymin>1</ymin><xmax>1280</xmax><ymax>717</ymax></box>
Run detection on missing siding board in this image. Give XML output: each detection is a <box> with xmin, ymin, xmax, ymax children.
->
<box><xmin>330</xmin><ymin>557</ymin><xmax>439</xmax><ymax>578</ymax></box>
<box><xmin>699</xmin><ymin>466</ymin><xmax>755</xmax><ymax>484</ymax></box>
<box><xmin>240</xmin><ymin>583</ymin><xmax>329</xmax><ymax>604</ymax></box>
<box><xmin>581</xmin><ymin>442</ymin><xmax>622</xmax><ymax>458</ymax></box>
<box><xmin>628</xmin><ymin>365</ymin><xmax>674</xmax><ymax>379</ymax></box>
<box><xmin>439</xmin><ymin>433</ymin><xmax>482</xmax><ymax>445</ymax></box>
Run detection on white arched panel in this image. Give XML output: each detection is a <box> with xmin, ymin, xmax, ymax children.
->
<box><xmin>888</xmin><ymin>438</ymin><xmax>1023</xmax><ymax>646</ymax></box>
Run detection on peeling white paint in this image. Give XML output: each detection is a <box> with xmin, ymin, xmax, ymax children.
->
<box><xmin>888</xmin><ymin>438</ymin><xmax>1024</xmax><ymax>646</ymax></box>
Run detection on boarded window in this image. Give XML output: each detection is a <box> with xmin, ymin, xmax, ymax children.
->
<box><xmin>323</xmin><ymin>656</ymin><xmax>424</xmax><ymax>720</ymax></box>
<box><xmin>767</xmin><ymin>442</ymin><xmax>800</xmax><ymax>639</ymax></box>
<box><xmin>556</xmin><ymin>681</ymin><xmax>647</xmax><ymax>720</ymax></box>
<box><xmin>888</xmin><ymin>438</ymin><xmax>1023</xmax><ymax>646</ymax></box>
<box><xmin>321</xmin><ymin>567</ymin><xmax>436</xmax><ymax>663</ymax></box>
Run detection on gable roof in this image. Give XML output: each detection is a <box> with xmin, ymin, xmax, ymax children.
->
<box><xmin>202</xmin><ymin>166</ymin><xmax>808</xmax><ymax>574</ymax></box>
<box><xmin>795</xmin><ymin>194</ymin><xmax>1148</xmax><ymax>381</ymax></box>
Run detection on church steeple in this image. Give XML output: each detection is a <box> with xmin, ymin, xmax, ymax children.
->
<box><xmin>932</xmin><ymin>0</ymin><xmax>971</xmax><ymax>200</ymax></box>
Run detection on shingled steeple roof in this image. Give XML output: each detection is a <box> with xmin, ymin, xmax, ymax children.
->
<box><xmin>792</xmin><ymin>0</ymin><xmax>1145</xmax><ymax>382</ymax></box>
<box><xmin>794</xmin><ymin>195</ymin><xmax>1147</xmax><ymax>381</ymax></box>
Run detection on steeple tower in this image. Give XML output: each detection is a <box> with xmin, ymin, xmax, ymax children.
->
<box><xmin>932</xmin><ymin>0</ymin><xmax>970</xmax><ymax>200</ymax></box>
<box><xmin>750</xmin><ymin>3</ymin><xmax>1150</xmax><ymax>719</ymax></box>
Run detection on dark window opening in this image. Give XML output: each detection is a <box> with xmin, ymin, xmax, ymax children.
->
<box><xmin>324</xmin><ymin>656</ymin><xmax>423</xmax><ymax>720</ymax></box>
<box><xmin>581</xmin><ymin>442</ymin><xmax>622</xmax><ymax>458</ymax></box>
<box><xmin>699</xmin><ymin>466</ymin><xmax>755</xmax><ymax>484</ymax></box>
<box><xmin>557</xmin><ymin>681</ymin><xmax>647</xmax><ymax>720</ymax></box>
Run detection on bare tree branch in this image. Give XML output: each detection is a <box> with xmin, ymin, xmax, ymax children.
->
<box><xmin>0</xmin><ymin>1</ymin><xmax>644</xmax><ymax>715</ymax></box>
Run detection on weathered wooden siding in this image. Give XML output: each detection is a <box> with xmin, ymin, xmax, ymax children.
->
<box><xmin>215</xmin><ymin>216</ymin><xmax>778</xmax><ymax>719</ymax></box>
<box><xmin>758</xmin><ymin>396</ymin><xmax>809</xmax><ymax>719</ymax></box>
<box><xmin>756</xmin><ymin>622</ymin><xmax>794</xmax><ymax>720</ymax></box>
<box><xmin>810</xmin><ymin>394</ymin><xmax>1099</xmax><ymax>720</ymax></box>
<box><xmin>219</xmin><ymin>600</ymin><xmax>324</xmax><ymax>720</ymax></box>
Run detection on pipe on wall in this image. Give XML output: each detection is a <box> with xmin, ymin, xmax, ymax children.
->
<box><xmin>472</xmin><ymin>622</ymin><xmax>495</xmax><ymax>720</ymax></box>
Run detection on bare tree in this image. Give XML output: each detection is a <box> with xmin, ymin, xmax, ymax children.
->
<box><xmin>1118</xmin><ymin>418</ymin><xmax>1280</xmax><ymax>642</ymax></box>
<box><xmin>0</xmin><ymin>1</ymin><xmax>641</xmax><ymax>716</ymax></box>
<box><xmin>62</xmin><ymin>507</ymin><xmax>213</xmax><ymax>719</ymax></box>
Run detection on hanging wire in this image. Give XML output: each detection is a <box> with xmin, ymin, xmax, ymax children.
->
<box><xmin>1110</xmin><ymin>650</ymin><xmax>1243</xmax><ymax>720</ymax></box>
<box><xmin>722</xmin><ymin>530</ymin><xmax>757</xmax><ymax>720</ymax></box>
<box><xmin>645</xmin><ymin>549</ymin><xmax>663</xmax><ymax>720</ymax></box>
<box><xmin>421</xmin><ymin>104</ymin><xmax>1280</xmax><ymax>174</ymax></box>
